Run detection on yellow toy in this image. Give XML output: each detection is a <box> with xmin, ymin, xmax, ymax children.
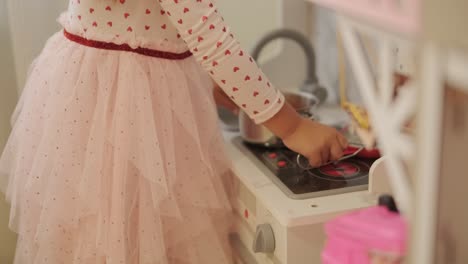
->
<box><xmin>336</xmin><ymin>30</ymin><xmax>376</xmax><ymax>149</ymax></box>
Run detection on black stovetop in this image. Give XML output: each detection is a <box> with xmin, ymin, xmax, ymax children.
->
<box><xmin>233</xmin><ymin>137</ymin><xmax>375</xmax><ymax>199</ymax></box>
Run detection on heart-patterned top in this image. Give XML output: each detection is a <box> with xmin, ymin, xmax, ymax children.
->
<box><xmin>61</xmin><ymin>0</ymin><xmax>284</xmax><ymax>123</ymax></box>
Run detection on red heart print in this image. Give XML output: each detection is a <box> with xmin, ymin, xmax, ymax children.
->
<box><xmin>245</xmin><ymin>75</ymin><xmax>251</xmax><ymax>81</ymax></box>
<box><xmin>202</xmin><ymin>16</ymin><xmax>208</xmax><ymax>22</ymax></box>
<box><xmin>120</xmin><ymin>0</ymin><xmax>125</xmax><ymax>3</ymax></box>
<box><xmin>209</xmin><ymin>3</ymin><xmax>214</xmax><ymax>7</ymax></box>
<box><xmin>107</xmin><ymin>21</ymin><xmax>113</xmax><ymax>27</ymax></box>
<box><xmin>174</xmin><ymin>0</ymin><xmax>179</xmax><ymax>3</ymax></box>
<box><xmin>216</xmin><ymin>41</ymin><xmax>222</xmax><ymax>48</ymax></box>
<box><xmin>242</xmin><ymin>104</ymin><xmax>246</xmax><ymax>108</ymax></box>
<box><xmin>161</xmin><ymin>24</ymin><xmax>166</xmax><ymax>29</ymax></box>
<box><xmin>198</xmin><ymin>36</ymin><xmax>204</xmax><ymax>42</ymax></box>
<box><xmin>233</xmin><ymin>67</ymin><xmax>240</xmax><ymax>72</ymax></box>
<box><xmin>188</xmin><ymin>29</ymin><xmax>193</xmax><ymax>34</ymax></box>
<box><xmin>124</xmin><ymin>13</ymin><xmax>130</xmax><ymax>18</ymax></box>
<box><xmin>127</xmin><ymin>26</ymin><xmax>133</xmax><ymax>32</ymax></box>
<box><xmin>193</xmin><ymin>47</ymin><xmax>198</xmax><ymax>52</ymax></box>
<box><xmin>105</xmin><ymin>6</ymin><xmax>111</xmax><ymax>11</ymax></box>
<box><xmin>203</xmin><ymin>56</ymin><xmax>208</xmax><ymax>60</ymax></box>
<box><xmin>145</xmin><ymin>25</ymin><xmax>150</xmax><ymax>30</ymax></box>
<box><xmin>221</xmin><ymin>80</ymin><xmax>226</xmax><ymax>84</ymax></box>
<box><xmin>92</xmin><ymin>21</ymin><xmax>98</xmax><ymax>27</ymax></box>
<box><xmin>178</xmin><ymin>19</ymin><xmax>183</xmax><ymax>24</ymax></box>
<box><xmin>253</xmin><ymin>91</ymin><xmax>259</xmax><ymax>97</ymax></box>
<box><xmin>222</xmin><ymin>27</ymin><xmax>226</xmax><ymax>32</ymax></box>
<box><xmin>209</xmin><ymin>24</ymin><xmax>215</xmax><ymax>30</ymax></box>
<box><xmin>225</xmin><ymin>50</ymin><xmax>231</xmax><ymax>55</ymax></box>
<box><xmin>264</xmin><ymin>99</ymin><xmax>270</xmax><ymax>105</ymax></box>
<box><xmin>184</xmin><ymin>7</ymin><xmax>190</xmax><ymax>13</ymax></box>
<box><xmin>258</xmin><ymin>76</ymin><xmax>262</xmax><ymax>81</ymax></box>
<box><xmin>78</xmin><ymin>15</ymin><xmax>82</xmax><ymax>20</ymax></box>
<box><xmin>239</xmin><ymin>50</ymin><xmax>244</xmax><ymax>56</ymax></box>
<box><xmin>212</xmin><ymin>61</ymin><xmax>218</xmax><ymax>67</ymax></box>
<box><xmin>146</xmin><ymin>9</ymin><xmax>151</xmax><ymax>14</ymax></box>
<box><xmin>160</xmin><ymin>10</ymin><xmax>166</xmax><ymax>15</ymax></box>
<box><xmin>89</xmin><ymin>8</ymin><xmax>94</xmax><ymax>13</ymax></box>
<box><xmin>233</xmin><ymin>87</ymin><xmax>239</xmax><ymax>92</ymax></box>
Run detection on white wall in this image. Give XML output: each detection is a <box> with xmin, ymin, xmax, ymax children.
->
<box><xmin>7</xmin><ymin>0</ymin><xmax>67</xmax><ymax>90</ymax></box>
<box><xmin>0</xmin><ymin>0</ymin><xmax>18</xmax><ymax>261</ymax></box>
<box><xmin>217</xmin><ymin>0</ymin><xmax>281</xmax><ymax>55</ymax></box>
<box><xmin>310</xmin><ymin>6</ymin><xmax>363</xmax><ymax>104</ymax></box>
<box><xmin>222</xmin><ymin>0</ymin><xmax>364</xmax><ymax>103</ymax></box>
<box><xmin>1</xmin><ymin>1</ymin><xmax>66</xmax><ymax>262</ymax></box>
<box><xmin>219</xmin><ymin>0</ymin><xmax>310</xmax><ymax>92</ymax></box>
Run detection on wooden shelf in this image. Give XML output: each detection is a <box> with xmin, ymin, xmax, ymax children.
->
<box><xmin>305</xmin><ymin>0</ymin><xmax>421</xmax><ymax>35</ymax></box>
<box><xmin>306</xmin><ymin>0</ymin><xmax>468</xmax><ymax>50</ymax></box>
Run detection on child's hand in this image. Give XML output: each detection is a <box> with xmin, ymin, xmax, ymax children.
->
<box><xmin>282</xmin><ymin>118</ymin><xmax>348</xmax><ymax>167</ymax></box>
<box><xmin>262</xmin><ymin>103</ymin><xmax>349</xmax><ymax>167</ymax></box>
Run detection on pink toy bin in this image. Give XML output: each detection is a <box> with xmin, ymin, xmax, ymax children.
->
<box><xmin>322</xmin><ymin>195</ymin><xmax>407</xmax><ymax>264</ymax></box>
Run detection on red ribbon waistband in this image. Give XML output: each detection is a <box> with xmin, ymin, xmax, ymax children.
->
<box><xmin>63</xmin><ymin>30</ymin><xmax>192</xmax><ymax>60</ymax></box>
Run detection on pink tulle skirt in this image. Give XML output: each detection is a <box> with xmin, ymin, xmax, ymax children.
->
<box><xmin>0</xmin><ymin>32</ymin><xmax>236</xmax><ymax>264</ymax></box>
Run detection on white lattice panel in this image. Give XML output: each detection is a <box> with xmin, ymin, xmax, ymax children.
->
<box><xmin>446</xmin><ymin>50</ymin><xmax>468</xmax><ymax>92</ymax></box>
<box><xmin>307</xmin><ymin>0</ymin><xmax>421</xmax><ymax>35</ymax></box>
<box><xmin>326</xmin><ymin>1</ymin><xmax>468</xmax><ymax>262</ymax></box>
<box><xmin>337</xmin><ymin>15</ymin><xmax>416</xmax><ymax>214</ymax></box>
<box><xmin>410</xmin><ymin>44</ymin><xmax>468</xmax><ymax>264</ymax></box>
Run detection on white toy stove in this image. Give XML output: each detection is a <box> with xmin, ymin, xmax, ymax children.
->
<box><xmin>233</xmin><ymin>137</ymin><xmax>372</xmax><ymax>199</ymax></box>
<box><xmin>225</xmin><ymin>106</ymin><xmax>382</xmax><ymax>264</ymax></box>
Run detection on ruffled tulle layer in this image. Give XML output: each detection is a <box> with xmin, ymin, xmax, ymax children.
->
<box><xmin>0</xmin><ymin>32</ymin><xmax>235</xmax><ymax>264</ymax></box>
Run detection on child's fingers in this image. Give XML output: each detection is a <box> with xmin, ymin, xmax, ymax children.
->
<box><xmin>307</xmin><ymin>151</ymin><xmax>323</xmax><ymax>168</ymax></box>
<box><xmin>321</xmin><ymin>148</ymin><xmax>331</xmax><ymax>165</ymax></box>
<box><xmin>330</xmin><ymin>143</ymin><xmax>344</xmax><ymax>161</ymax></box>
<box><xmin>337</xmin><ymin>133</ymin><xmax>348</xmax><ymax>149</ymax></box>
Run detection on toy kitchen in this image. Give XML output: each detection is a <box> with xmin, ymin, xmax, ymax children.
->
<box><xmin>219</xmin><ymin>16</ymin><xmax>394</xmax><ymax>264</ymax></box>
<box><xmin>219</xmin><ymin>0</ymin><xmax>468</xmax><ymax>263</ymax></box>
<box><xmin>223</xmin><ymin>114</ymin><xmax>387</xmax><ymax>264</ymax></box>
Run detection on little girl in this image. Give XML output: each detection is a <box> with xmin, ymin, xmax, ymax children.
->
<box><xmin>1</xmin><ymin>0</ymin><xmax>347</xmax><ymax>263</ymax></box>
